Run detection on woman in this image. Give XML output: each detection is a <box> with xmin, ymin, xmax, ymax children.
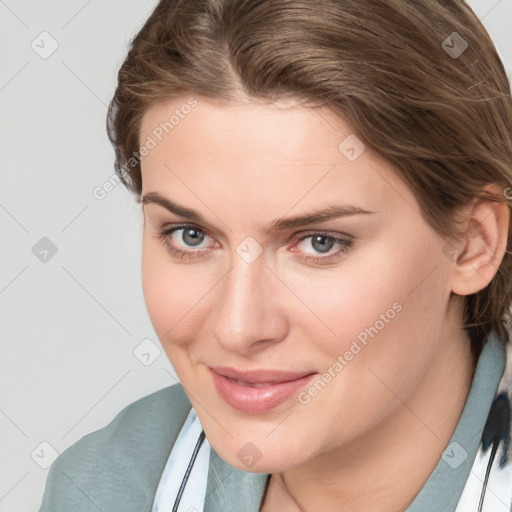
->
<box><xmin>39</xmin><ymin>0</ymin><xmax>512</xmax><ymax>510</ymax></box>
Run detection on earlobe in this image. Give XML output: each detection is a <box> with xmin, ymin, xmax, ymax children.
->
<box><xmin>450</xmin><ymin>185</ymin><xmax>510</xmax><ymax>296</ymax></box>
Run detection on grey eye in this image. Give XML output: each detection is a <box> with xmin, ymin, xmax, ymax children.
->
<box><xmin>182</xmin><ymin>228</ymin><xmax>205</xmax><ymax>247</ymax></box>
<box><xmin>310</xmin><ymin>235</ymin><xmax>335</xmax><ymax>253</ymax></box>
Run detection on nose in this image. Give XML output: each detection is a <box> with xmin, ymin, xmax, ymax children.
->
<box><xmin>208</xmin><ymin>253</ymin><xmax>289</xmax><ymax>354</ymax></box>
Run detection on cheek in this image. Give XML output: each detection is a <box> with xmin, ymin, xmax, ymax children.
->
<box><xmin>296</xmin><ymin>233</ymin><xmax>450</xmax><ymax>369</ymax></box>
<box><xmin>141</xmin><ymin>239</ymin><xmax>205</xmax><ymax>346</ymax></box>
<box><xmin>282</xmin><ymin>257</ymin><xmax>406</xmax><ymax>356</ymax></box>
<box><xmin>141</xmin><ymin>234</ymin><xmax>237</xmax><ymax>374</ymax></box>
<box><xmin>319</xmin><ymin>240</ymin><xmax>451</xmax><ymax>395</ymax></box>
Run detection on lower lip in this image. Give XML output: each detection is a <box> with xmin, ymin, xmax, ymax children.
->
<box><xmin>209</xmin><ymin>369</ymin><xmax>317</xmax><ymax>414</ymax></box>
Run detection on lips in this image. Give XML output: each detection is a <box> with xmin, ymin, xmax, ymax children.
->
<box><xmin>209</xmin><ymin>366</ymin><xmax>317</xmax><ymax>414</ymax></box>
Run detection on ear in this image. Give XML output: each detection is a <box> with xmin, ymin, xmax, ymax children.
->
<box><xmin>450</xmin><ymin>184</ymin><xmax>510</xmax><ymax>296</ymax></box>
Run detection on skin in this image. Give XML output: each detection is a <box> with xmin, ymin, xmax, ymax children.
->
<box><xmin>138</xmin><ymin>95</ymin><xmax>509</xmax><ymax>512</ymax></box>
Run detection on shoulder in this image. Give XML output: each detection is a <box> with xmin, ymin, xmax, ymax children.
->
<box><xmin>91</xmin><ymin>381</ymin><xmax>192</xmax><ymax>441</ymax></box>
<box><xmin>38</xmin><ymin>383</ymin><xmax>192</xmax><ymax>512</ymax></box>
<box><xmin>56</xmin><ymin>382</ymin><xmax>192</xmax><ymax>462</ymax></box>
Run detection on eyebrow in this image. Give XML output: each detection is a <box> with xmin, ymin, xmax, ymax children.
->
<box><xmin>141</xmin><ymin>192</ymin><xmax>376</xmax><ymax>231</ymax></box>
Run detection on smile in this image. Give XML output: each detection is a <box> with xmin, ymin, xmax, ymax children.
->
<box><xmin>209</xmin><ymin>366</ymin><xmax>318</xmax><ymax>414</ymax></box>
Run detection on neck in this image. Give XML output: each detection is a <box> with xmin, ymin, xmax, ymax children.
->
<box><xmin>262</xmin><ymin>308</ymin><xmax>476</xmax><ymax>512</ymax></box>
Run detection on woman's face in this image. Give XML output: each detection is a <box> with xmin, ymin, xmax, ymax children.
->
<box><xmin>139</xmin><ymin>95</ymin><xmax>459</xmax><ymax>473</ymax></box>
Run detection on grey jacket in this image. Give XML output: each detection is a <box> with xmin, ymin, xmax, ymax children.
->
<box><xmin>38</xmin><ymin>383</ymin><xmax>268</xmax><ymax>512</ymax></box>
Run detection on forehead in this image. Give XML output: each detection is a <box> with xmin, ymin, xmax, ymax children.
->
<box><xmin>140</xmin><ymin>96</ymin><xmax>343</xmax><ymax>160</ymax></box>
<box><xmin>138</xmin><ymin>96</ymin><xmax>414</xmax><ymax>223</ymax></box>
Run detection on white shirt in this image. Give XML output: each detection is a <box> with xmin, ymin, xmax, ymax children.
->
<box><xmin>152</xmin><ymin>408</ymin><xmax>210</xmax><ymax>512</ymax></box>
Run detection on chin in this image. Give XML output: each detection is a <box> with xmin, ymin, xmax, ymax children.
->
<box><xmin>207</xmin><ymin>432</ymin><xmax>308</xmax><ymax>474</ymax></box>
<box><xmin>224</xmin><ymin>450</ymin><xmax>298</xmax><ymax>474</ymax></box>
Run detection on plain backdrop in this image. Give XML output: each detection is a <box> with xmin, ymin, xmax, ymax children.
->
<box><xmin>1</xmin><ymin>1</ymin><xmax>511</xmax><ymax>510</ymax></box>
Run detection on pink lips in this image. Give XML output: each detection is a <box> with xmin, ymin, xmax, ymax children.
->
<box><xmin>209</xmin><ymin>366</ymin><xmax>317</xmax><ymax>414</ymax></box>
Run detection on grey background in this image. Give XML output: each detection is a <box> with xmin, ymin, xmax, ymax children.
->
<box><xmin>0</xmin><ymin>1</ymin><xmax>511</xmax><ymax>511</ymax></box>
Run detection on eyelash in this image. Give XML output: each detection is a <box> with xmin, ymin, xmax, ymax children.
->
<box><xmin>157</xmin><ymin>224</ymin><xmax>353</xmax><ymax>263</ymax></box>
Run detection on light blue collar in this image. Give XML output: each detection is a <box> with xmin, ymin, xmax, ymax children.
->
<box><xmin>406</xmin><ymin>333</ymin><xmax>506</xmax><ymax>511</ymax></box>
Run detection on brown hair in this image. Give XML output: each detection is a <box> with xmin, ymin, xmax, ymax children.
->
<box><xmin>106</xmin><ymin>0</ymin><xmax>512</xmax><ymax>357</ymax></box>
